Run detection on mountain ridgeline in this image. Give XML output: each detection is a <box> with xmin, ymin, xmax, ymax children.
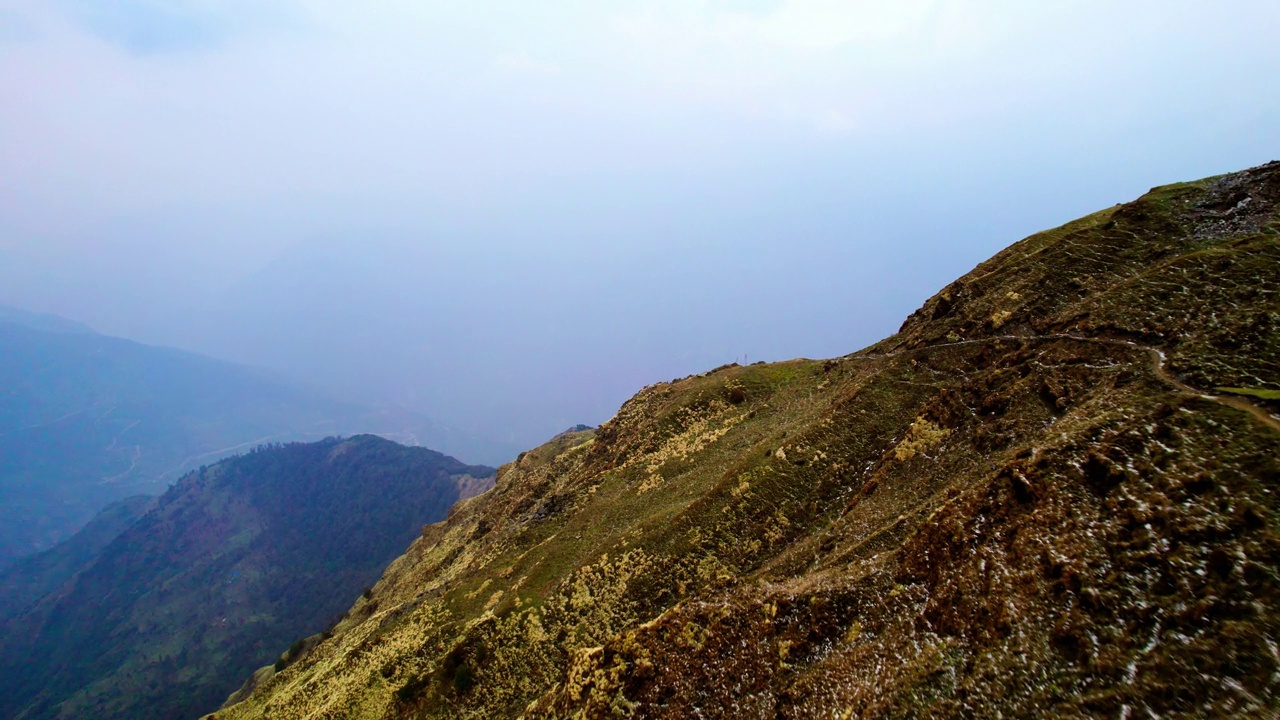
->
<box><xmin>0</xmin><ymin>318</ymin><xmax>516</xmax><ymax>568</ymax></box>
<box><xmin>0</xmin><ymin>435</ymin><xmax>495</xmax><ymax>720</ymax></box>
<box><xmin>0</xmin><ymin>495</ymin><xmax>153</xmax><ymax>620</ymax></box>
<box><xmin>210</xmin><ymin>163</ymin><xmax>1279</xmax><ymax>718</ymax></box>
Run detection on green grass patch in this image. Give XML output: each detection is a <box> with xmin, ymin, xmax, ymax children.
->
<box><xmin>1216</xmin><ymin>387</ymin><xmax>1280</xmax><ymax>400</ymax></box>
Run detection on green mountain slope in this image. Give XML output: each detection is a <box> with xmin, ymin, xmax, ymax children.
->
<box><xmin>0</xmin><ymin>495</ymin><xmax>153</xmax><ymax>619</ymax></box>
<box><xmin>0</xmin><ymin>321</ymin><xmax>515</xmax><ymax>567</ymax></box>
<box><xmin>212</xmin><ymin>162</ymin><xmax>1280</xmax><ymax>719</ymax></box>
<box><xmin>0</xmin><ymin>435</ymin><xmax>495</xmax><ymax>720</ymax></box>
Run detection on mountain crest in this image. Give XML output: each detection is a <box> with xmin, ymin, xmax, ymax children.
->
<box><xmin>210</xmin><ymin>163</ymin><xmax>1279</xmax><ymax>718</ymax></box>
<box><xmin>0</xmin><ymin>436</ymin><xmax>496</xmax><ymax>720</ymax></box>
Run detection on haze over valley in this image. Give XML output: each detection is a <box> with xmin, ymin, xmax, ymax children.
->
<box><xmin>0</xmin><ymin>308</ymin><xmax>513</xmax><ymax>564</ymax></box>
<box><xmin>3</xmin><ymin>1</ymin><xmax>1277</xmax><ymax>449</ymax></box>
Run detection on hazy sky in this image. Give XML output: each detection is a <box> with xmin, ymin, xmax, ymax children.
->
<box><xmin>2</xmin><ymin>1</ymin><xmax>1278</xmax><ymax>449</ymax></box>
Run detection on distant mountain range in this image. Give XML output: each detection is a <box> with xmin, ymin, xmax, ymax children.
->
<box><xmin>0</xmin><ymin>434</ymin><xmax>495</xmax><ymax>720</ymax></box>
<box><xmin>0</xmin><ymin>307</ymin><xmax>518</xmax><ymax>566</ymax></box>
<box><xmin>0</xmin><ymin>304</ymin><xmax>96</xmax><ymax>335</ymax></box>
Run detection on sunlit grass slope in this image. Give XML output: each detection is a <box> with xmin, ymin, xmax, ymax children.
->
<box><xmin>215</xmin><ymin>162</ymin><xmax>1279</xmax><ymax>719</ymax></box>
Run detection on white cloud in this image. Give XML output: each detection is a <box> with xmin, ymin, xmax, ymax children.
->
<box><xmin>492</xmin><ymin>51</ymin><xmax>559</xmax><ymax>75</ymax></box>
<box><xmin>813</xmin><ymin>108</ymin><xmax>857</xmax><ymax>136</ymax></box>
<box><xmin>1</xmin><ymin>0</ymin><xmax>1278</xmax><ymax>233</ymax></box>
<box><xmin>732</xmin><ymin>0</ymin><xmax>940</xmax><ymax>51</ymax></box>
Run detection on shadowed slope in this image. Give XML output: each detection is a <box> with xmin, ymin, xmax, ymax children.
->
<box><xmin>0</xmin><ymin>435</ymin><xmax>494</xmax><ymax>720</ymax></box>
<box><xmin>0</xmin><ymin>323</ymin><xmax>516</xmax><ymax>567</ymax></box>
<box><xmin>0</xmin><ymin>495</ymin><xmax>154</xmax><ymax>620</ymax></box>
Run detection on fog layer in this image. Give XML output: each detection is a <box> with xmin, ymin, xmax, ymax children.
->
<box><xmin>2</xmin><ymin>1</ymin><xmax>1277</xmax><ymax>447</ymax></box>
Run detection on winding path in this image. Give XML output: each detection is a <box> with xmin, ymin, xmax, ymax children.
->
<box><xmin>852</xmin><ymin>332</ymin><xmax>1280</xmax><ymax>435</ymax></box>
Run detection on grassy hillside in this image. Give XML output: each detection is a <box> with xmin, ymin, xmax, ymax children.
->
<box><xmin>0</xmin><ymin>435</ymin><xmax>494</xmax><ymax>720</ymax></box>
<box><xmin>0</xmin><ymin>322</ymin><xmax>514</xmax><ymax>567</ymax></box>
<box><xmin>210</xmin><ymin>162</ymin><xmax>1280</xmax><ymax>719</ymax></box>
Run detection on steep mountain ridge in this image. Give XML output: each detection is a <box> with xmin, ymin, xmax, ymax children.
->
<box><xmin>0</xmin><ymin>435</ymin><xmax>495</xmax><ymax>720</ymax></box>
<box><xmin>213</xmin><ymin>163</ymin><xmax>1279</xmax><ymax>719</ymax></box>
<box><xmin>0</xmin><ymin>321</ymin><xmax>513</xmax><ymax>566</ymax></box>
<box><xmin>0</xmin><ymin>495</ymin><xmax>153</xmax><ymax>620</ymax></box>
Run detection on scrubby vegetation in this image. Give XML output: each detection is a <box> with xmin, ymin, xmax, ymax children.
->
<box><xmin>212</xmin><ymin>162</ymin><xmax>1280</xmax><ymax>718</ymax></box>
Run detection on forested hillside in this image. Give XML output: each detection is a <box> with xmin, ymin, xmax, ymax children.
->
<box><xmin>0</xmin><ymin>320</ymin><xmax>512</xmax><ymax>567</ymax></box>
<box><xmin>0</xmin><ymin>435</ymin><xmax>494</xmax><ymax>720</ymax></box>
